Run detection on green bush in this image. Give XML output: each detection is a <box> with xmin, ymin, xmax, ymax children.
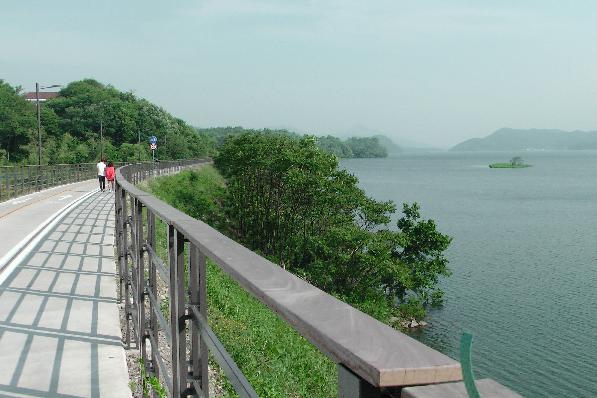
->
<box><xmin>148</xmin><ymin>166</ymin><xmax>225</xmax><ymax>229</ymax></box>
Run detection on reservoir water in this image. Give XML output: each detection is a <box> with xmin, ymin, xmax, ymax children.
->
<box><xmin>341</xmin><ymin>151</ymin><xmax>597</xmax><ymax>397</ymax></box>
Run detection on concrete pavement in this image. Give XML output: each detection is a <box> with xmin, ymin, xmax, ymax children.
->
<box><xmin>0</xmin><ymin>186</ymin><xmax>130</xmax><ymax>397</ymax></box>
<box><xmin>0</xmin><ymin>180</ymin><xmax>99</xmax><ymax>266</ymax></box>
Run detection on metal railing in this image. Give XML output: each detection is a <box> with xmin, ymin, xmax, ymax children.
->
<box><xmin>115</xmin><ymin>160</ymin><xmax>519</xmax><ymax>398</ymax></box>
<box><xmin>0</xmin><ymin>163</ymin><xmax>98</xmax><ymax>202</ymax></box>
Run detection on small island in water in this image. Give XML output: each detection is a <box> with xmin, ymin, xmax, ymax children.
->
<box><xmin>489</xmin><ymin>156</ymin><xmax>531</xmax><ymax>168</ymax></box>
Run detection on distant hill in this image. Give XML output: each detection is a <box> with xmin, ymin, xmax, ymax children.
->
<box><xmin>196</xmin><ymin>126</ymin><xmax>388</xmax><ymax>158</ymax></box>
<box><xmin>451</xmin><ymin>128</ymin><xmax>597</xmax><ymax>151</ymax></box>
<box><xmin>343</xmin><ymin>125</ymin><xmax>437</xmax><ymax>151</ymax></box>
<box><xmin>373</xmin><ymin>135</ymin><xmax>402</xmax><ymax>154</ymax></box>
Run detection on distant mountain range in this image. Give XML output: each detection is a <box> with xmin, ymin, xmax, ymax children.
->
<box><xmin>451</xmin><ymin>128</ymin><xmax>597</xmax><ymax>151</ymax></box>
<box><xmin>249</xmin><ymin>124</ymin><xmax>441</xmax><ymax>153</ymax></box>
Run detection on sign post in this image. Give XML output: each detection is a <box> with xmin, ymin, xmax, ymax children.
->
<box><xmin>149</xmin><ymin>136</ymin><xmax>157</xmax><ymax>162</ymax></box>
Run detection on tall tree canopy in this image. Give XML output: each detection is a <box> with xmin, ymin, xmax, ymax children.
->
<box><xmin>46</xmin><ymin>79</ymin><xmax>212</xmax><ymax>162</ymax></box>
<box><xmin>197</xmin><ymin>126</ymin><xmax>388</xmax><ymax>159</ymax></box>
<box><xmin>214</xmin><ymin>133</ymin><xmax>450</xmax><ymax>320</ymax></box>
<box><xmin>0</xmin><ymin>79</ymin><xmax>212</xmax><ymax>164</ymax></box>
<box><xmin>0</xmin><ymin>80</ymin><xmax>36</xmax><ymax>162</ymax></box>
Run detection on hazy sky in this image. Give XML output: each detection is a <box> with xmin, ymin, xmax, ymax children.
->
<box><xmin>2</xmin><ymin>1</ymin><xmax>597</xmax><ymax>147</ymax></box>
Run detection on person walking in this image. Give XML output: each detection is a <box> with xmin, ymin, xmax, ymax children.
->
<box><xmin>105</xmin><ymin>161</ymin><xmax>115</xmax><ymax>192</ymax></box>
<box><xmin>96</xmin><ymin>158</ymin><xmax>106</xmax><ymax>192</ymax></box>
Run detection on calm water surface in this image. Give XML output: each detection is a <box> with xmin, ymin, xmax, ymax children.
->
<box><xmin>341</xmin><ymin>151</ymin><xmax>597</xmax><ymax>398</ymax></box>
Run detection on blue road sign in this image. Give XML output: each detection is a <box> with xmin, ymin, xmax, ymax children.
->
<box><xmin>149</xmin><ymin>135</ymin><xmax>158</xmax><ymax>144</ymax></box>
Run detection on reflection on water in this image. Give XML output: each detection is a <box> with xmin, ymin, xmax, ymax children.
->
<box><xmin>341</xmin><ymin>151</ymin><xmax>597</xmax><ymax>398</ymax></box>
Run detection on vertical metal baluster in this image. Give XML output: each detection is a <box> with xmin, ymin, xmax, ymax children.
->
<box><xmin>137</xmin><ymin>200</ymin><xmax>148</xmax><ymax>372</ymax></box>
<box><xmin>10</xmin><ymin>167</ymin><xmax>15</xmax><ymax>198</ymax></box>
<box><xmin>169</xmin><ymin>227</ymin><xmax>187</xmax><ymax>397</ymax></box>
<box><xmin>19</xmin><ymin>166</ymin><xmax>23</xmax><ymax>196</ymax></box>
<box><xmin>115</xmin><ymin>183</ymin><xmax>123</xmax><ymax>303</ymax></box>
<box><xmin>123</xmin><ymin>191</ymin><xmax>131</xmax><ymax>349</ymax></box>
<box><xmin>147</xmin><ymin>210</ymin><xmax>160</xmax><ymax>387</ymax></box>
<box><xmin>130</xmin><ymin>196</ymin><xmax>137</xmax><ymax>345</ymax></box>
<box><xmin>189</xmin><ymin>243</ymin><xmax>209</xmax><ymax>397</ymax></box>
<box><xmin>5</xmin><ymin>167</ymin><xmax>10</xmax><ymax>199</ymax></box>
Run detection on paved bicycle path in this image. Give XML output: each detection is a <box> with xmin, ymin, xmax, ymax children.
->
<box><xmin>0</xmin><ymin>189</ymin><xmax>130</xmax><ymax>397</ymax></box>
<box><xmin>0</xmin><ymin>180</ymin><xmax>99</xmax><ymax>265</ymax></box>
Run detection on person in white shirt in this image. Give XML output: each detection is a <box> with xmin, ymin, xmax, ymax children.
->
<box><xmin>96</xmin><ymin>159</ymin><xmax>107</xmax><ymax>192</ymax></box>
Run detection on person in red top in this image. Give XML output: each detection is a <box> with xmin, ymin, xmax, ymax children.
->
<box><xmin>105</xmin><ymin>161</ymin><xmax>116</xmax><ymax>192</ymax></box>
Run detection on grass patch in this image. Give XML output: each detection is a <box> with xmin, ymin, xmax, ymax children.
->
<box><xmin>206</xmin><ymin>260</ymin><xmax>337</xmax><ymax>397</ymax></box>
<box><xmin>145</xmin><ymin>166</ymin><xmax>338</xmax><ymax>397</ymax></box>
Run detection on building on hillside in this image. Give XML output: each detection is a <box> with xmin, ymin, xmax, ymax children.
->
<box><xmin>23</xmin><ymin>91</ymin><xmax>59</xmax><ymax>102</ymax></box>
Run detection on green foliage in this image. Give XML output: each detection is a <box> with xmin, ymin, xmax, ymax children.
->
<box><xmin>198</xmin><ymin>126</ymin><xmax>388</xmax><ymax>158</ymax></box>
<box><xmin>344</xmin><ymin>136</ymin><xmax>388</xmax><ymax>158</ymax></box>
<box><xmin>44</xmin><ymin>133</ymin><xmax>92</xmax><ymax>164</ymax></box>
<box><xmin>0</xmin><ymin>79</ymin><xmax>212</xmax><ymax>165</ymax></box>
<box><xmin>47</xmin><ymin>79</ymin><xmax>212</xmax><ymax>162</ymax></box>
<box><xmin>398</xmin><ymin>298</ymin><xmax>426</xmax><ymax>321</ymax></box>
<box><xmin>148</xmin><ymin>166</ymin><xmax>225</xmax><ymax>229</ymax></box>
<box><xmin>138</xmin><ymin>358</ymin><xmax>167</xmax><ymax>398</ymax></box>
<box><xmin>316</xmin><ymin>136</ymin><xmax>388</xmax><ymax>158</ymax></box>
<box><xmin>0</xmin><ymin>80</ymin><xmax>36</xmax><ymax>163</ymax></box>
<box><xmin>315</xmin><ymin>135</ymin><xmax>353</xmax><ymax>158</ymax></box>
<box><xmin>207</xmin><ymin>261</ymin><xmax>337</xmax><ymax>397</ymax></box>
<box><xmin>214</xmin><ymin>133</ymin><xmax>450</xmax><ymax>320</ymax></box>
<box><xmin>196</xmin><ymin>126</ymin><xmax>297</xmax><ymax>149</ymax></box>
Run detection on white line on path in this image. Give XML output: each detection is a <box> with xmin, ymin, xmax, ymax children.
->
<box><xmin>11</xmin><ymin>197</ymin><xmax>33</xmax><ymax>205</ymax></box>
<box><xmin>0</xmin><ymin>189</ymin><xmax>99</xmax><ymax>285</ymax></box>
<box><xmin>58</xmin><ymin>194</ymin><xmax>73</xmax><ymax>201</ymax></box>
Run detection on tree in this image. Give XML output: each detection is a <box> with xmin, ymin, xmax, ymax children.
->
<box><xmin>315</xmin><ymin>135</ymin><xmax>353</xmax><ymax>158</ymax></box>
<box><xmin>215</xmin><ymin>133</ymin><xmax>450</xmax><ymax>320</ymax></box>
<box><xmin>345</xmin><ymin>137</ymin><xmax>387</xmax><ymax>158</ymax></box>
<box><xmin>0</xmin><ymin>80</ymin><xmax>36</xmax><ymax>162</ymax></box>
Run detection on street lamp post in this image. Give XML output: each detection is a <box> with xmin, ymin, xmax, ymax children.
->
<box><xmin>138</xmin><ymin>131</ymin><xmax>141</xmax><ymax>162</ymax></box>
<box><xmin>36</xmin><ymin>83</ymin><xmax>41</xmax><ymax>166</ymax></box>
<box><xmin>100</xmin><ymin>119</ymin><xmax>104</xmax><ymax>160</ymax></box>
<box><xmin>36</xmin><ymin>83</ymin><xmax>61</xmax><ymax>166</ymax></box>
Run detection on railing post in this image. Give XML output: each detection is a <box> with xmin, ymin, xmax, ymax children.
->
<box><xmin>147</xmin><ymin>210</ymin><xmax>160</xmax><ymax>386</ymax></box>
<box><xmin>115</xmin><ymin>183</ymin><xmax>123</xmax><ymax>303</ymax></box>
<box><xmin>19</xmin><ymin>166</ymin><xmax>24</xmax><ymax>196</ymax></box>
<box><xmin>189</xmin><ymin>243</ymin><xmax>209</xmax><ymax>397</ymax></box>
<box><xmin>338</xmin><ymin>365</ymin><xmax>383</xmax><ymax>398</ymax></box>
<box><xmin>136</xmin><ymin>199</ymin><xmax>148</xmax><ymax>369</ymax></box>
<box><xmin>169</xmin><ymin>226</ymin><xmax>188</xmax><ymax>397</ymax></box>
<box><xmin>5</xmin><ymin>167</ymin><xmax>10</xmax><ymax>199</ymax></box>
<box><xmin>123</xmin><ymin>192</ymin><xmax>131</xmax><ymax>349</ymax></box>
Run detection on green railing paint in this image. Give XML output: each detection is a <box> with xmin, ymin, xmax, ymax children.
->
<box><xmin>460</xmin><ymin>332</ymin><xmax>481</xmax><ymax>398</ymax></box>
